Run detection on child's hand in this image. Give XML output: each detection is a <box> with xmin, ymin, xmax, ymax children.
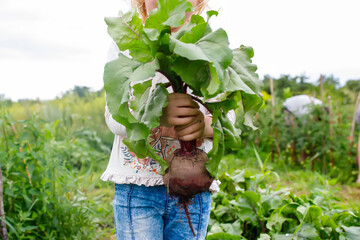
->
<box><xmin>160</xmin><ymin>93</ymin><xmax>206</xmax><ymax>141</ymax></box>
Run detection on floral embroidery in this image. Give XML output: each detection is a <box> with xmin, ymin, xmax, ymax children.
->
<box><xmin>121</xmin><ymin>126</ymin><xmax>177</xmax><ymax>174</ymax></box>
<box><xmin>121</xmin><ymin>146</ymin><xmax>160</xmax><ymax>174</ymax></box>
<box><xmin>121</xmin><ymin>126</ymin><xmax>205</xmax><ymax>174</ymax></box>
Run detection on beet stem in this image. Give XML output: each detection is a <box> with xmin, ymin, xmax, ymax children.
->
<box><xmin>179</xmin><ymin>140</ymin><xmax>196</xmax><ymax>155</ymax></box>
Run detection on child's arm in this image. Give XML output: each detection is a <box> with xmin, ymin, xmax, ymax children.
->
<box><xmin>104</xmin><ymin>105</ymin><xmax>127</xmax><ymax>137</ymax></box>
<box><xmin>160</xmin><ymin>93</ymin><xmax>213</xmax><ymax>141</ymax></box>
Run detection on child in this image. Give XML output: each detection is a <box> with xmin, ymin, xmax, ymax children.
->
<box><xmin>100</xmin><ymin>0</ymin><xmax>233</xmax><ymax>239</ymax></box>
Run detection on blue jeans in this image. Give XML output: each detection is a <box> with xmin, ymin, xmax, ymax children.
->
<box><xmin>113</xmin><ymin>184</ymin><xmax>212</xmax><ymax>240</ymax></box>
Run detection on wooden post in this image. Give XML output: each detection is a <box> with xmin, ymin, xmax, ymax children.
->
<box><xmin>320</xmin><ymin>75</ymin><xmax>324</xmax><ymax>102</ymax></box>
<box><xmin>328</xmin><ymin>96</ymin><xmax>334</xmax><ymax>167</ymax></box>
<box><xmin>349</xmin><ymin>92</ymin><xmax>360</xmax><ymax>158</ymax></box>
<box><xmin>328</xmin><ymin>96</ymin><xmax>333</xmax><ymax>138</ymax></box>
<box><xmin>337</xmin><ymin>102</ymin><xmax>342</xmax><ymax>126</ymax></box>
<box><xmin>350</xmin><ymin>92</ymin><xmax>360</xmax><ymax>142</ymax></box>
<box><xmin>270</xmin><ymin>77</ymin><xmax>275</xmax><ymax>108</ymax></box>
<box><xmin>269</xmin><ymin>77</ymin><xmax>281</xmax><ymax>157</ymax></box>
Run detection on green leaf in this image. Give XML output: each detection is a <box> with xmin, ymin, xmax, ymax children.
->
<box><xmin>204</xmin><ymin>110</ymin><xmax>241</xmax><ymax>177</ymax></box>
<box><xmin>235</xmin><ymin>198</ymin><xmax>258</xmax><ymax>223</ymax></box>
<box><xmin>105</xmin><ymin>8</ymin><xmax>152</xmax><ymax>62</ymax></box>
<box><xmin>179</xmin><ymin>22</ymin><xmax>211</xmax><ymax>44</ymax></box>
<box><xmin>243</xmin><ymin>191</ymin><xmax>261</xmax><ymax>205</ymax></box>
<box><xmin>172</xmin><ymin>14</ymin><xmax>206</xmax><ymax>40</ymax></box>
<box><xmin>342</xmin><ymin>226</ymin><xmax>360</xmax><ymax>240</ymax></box>
<box><xmin>171</xmin><ymin>58</ymin><xmax>212</xmax><ymax>97</ymax></box>
<box><xmin>321</xmin><ymin>215</ymin><xmax>338</xmax><ymax>230</ymax></box>
<box><xmin>104</xmin><ymin>54</ymin><xmax>157</xmax><ymax>123</ymax></box>
<box><xmin>104</xmin><ymin>54</ymin><xmax>141</xmax><ymax>120</ymax></box>
<box><xmin>140</xmin><ymin>84</ymin><xmax>169</xmax><ymax>129</ymax></box>
<box><xmin>225</xmin><ymin>46</ymin><xmax>263</xmax><ymax>130</ymax></box>
<box><xmin>131</xmin><ymin>80</ymin><xmax>152</xmax><ymax>115</ymax></box>
<box><xmin>231</xmin><ymin>46</ymin><xmax>262</xmax><ymax>93</ymax></box>
<box><xmin>253</xmin><ymin>145</ymin><xmax>264</xmax><ymax>171</ymax></box>
<box><xmin>205</xmin><ymin>114</ymin><xmax>225</xmax><ymax>177</ymax></box>
<box><xmin>229</xmin><ymin>170</ymin><xmax>246</xmax><ymax>183</ymax></box>
<box><xmin>129</xmin><ymin>61</ymin><xmax>158</xmax><ymax>82</ymax></box>
<box><xmin>219</xmin><ymin>222</ymin><xmax>242</xmax><ymax>236</ymax></box>
<box><xmin>267</xmin><ymin>211</ymin><xmax>288</xmax><ymax>232</ymax></box>
<box><xmin>206</xmin><ymin>232</ymin><xmax>245</xmax><ymax>240</ymax></box>
<box><xmin>171</xmin><ymin>28</ymin><xmax>233</xmax><ymax>98</ymax></box>
<box><xmin>206</xmin><ymin>10</ymin><xmax>219</xmax><ymax>22</ymax></box>
<box><xmin>270</xmin><ymin>234</ymin><xmax>293</xmax><ymax>240</ymax></box>
<box><xmin>307</xmin><ymin>205</ymin><xmax>323</xmax><ymax>223</ymax></box>
<box><xmin>258</xmin><ymin>234</ymin><xmax>271</xmax><ymax>240</ymax></box>
<box><xmin>218</xmin><ymin>112</ymin><xmax>241</xmax><ymax>149</ymax></box>
<box><xmin>205</xmin><ymin>92</ymin><xmax>240</xmax><ymax>113</ymax></box>
<box><xmin>296</xmin><ymin>223</ymin><xmax>320</xmax><ymax>239</ymax></box>
<box><xmin>241</xmin><ymin>92</ymin><xmax>263</xmax><ymax>130</ymax></box>
<box><xmin>223</xmin><ymin>66</ymin><xmax>254</xmax><ymax>95</ymax></box>
<box><xmin>145</xmin><ymin>0</ymin><xmax>193</xmax><ymax>32</ymax></box>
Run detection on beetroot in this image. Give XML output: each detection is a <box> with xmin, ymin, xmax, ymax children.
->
<box><xmin>163</xmin><ymin>140</ymin><xmax>213</xmax><ymax>235</ymax></box>
<box><xmin>163</xmin><ymin>142</ymin><xmax>213</xmax><ymax>197</ymax></box>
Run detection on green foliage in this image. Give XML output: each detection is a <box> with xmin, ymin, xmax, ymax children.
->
<box><xmin>103</xmin><ymin>0</ymin><xmax>262</xmax><ymax>176</ymax></box>
<box><xmin>207</xmin><ymin>154</ymin><xmax>360</xmax><ymax>240</ymax></box>
<box><xmin>6</xmin><ymin>87</ymin><xmax>114</xmax><ymax>147</ymax></box>
<box><xmin>1</xmin><ymin>95</ymin><xmax>360</xmax><ymax>239</ymax></box>
<box><xmin>0</xmin><ymin>110</ymin><xmax>113</xmax><ymax>239</ymax></box>
<box><xmin>237</xmin><ymin>81</ymin><xmax>358</xmax><ymax>183</ymax></box>
<box><xmin>345</xmin><ymin>79</ymin><xmax>360</xmax><ymax>94</ymax></box>
<box><xmin>262</xmin><ymin>74</ymin><xmax>353</xmax><ymax>104</ymax></box>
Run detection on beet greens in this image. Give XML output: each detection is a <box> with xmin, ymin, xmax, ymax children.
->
<box><xmin>103</xmin><ymin>0</ymin><xmax>262</xmax><ymax>177</ymax></box>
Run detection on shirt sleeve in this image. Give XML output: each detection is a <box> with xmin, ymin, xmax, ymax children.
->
<box><xmin>105</xmin><ymin>105</ymin><xmax>128</xmax><ymax>137</ymax></box>
<box><xmin>107</xmin><ymin>41</ymin><xmax>120</xmax><ymax>62</ymax></box>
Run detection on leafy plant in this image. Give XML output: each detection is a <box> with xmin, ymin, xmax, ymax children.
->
<box><xmin>0</xmin><ymin>110</ymin><xmax>112</xmax><ymax>239</ymax></box>
<box><xmin>103</xmin><ymin>0</ymin><xmax>262</xmax><ymax>176</ymax></box>
<box><xmin>207</xmin><ymin>152</ymin><xmax>360</xmax><ymax>240</ymax></box>
<box><xmin>238</xmin><ymin>90</ymin><xmax>358</xmax><ymax>183</ymax></box>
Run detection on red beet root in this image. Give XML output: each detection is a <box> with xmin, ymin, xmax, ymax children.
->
<box><xmin>163</xmin><ymin>148</ymin><xmax>213</xmax><ymax>197</ymax></box>
<box><xmin>163</xmin><ymin>140</ymin><xmax>213</xmax><ymax>235</ymax></box>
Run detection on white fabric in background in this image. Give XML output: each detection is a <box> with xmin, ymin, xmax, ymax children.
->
<box><xmin>282</xmin><ymin>95</ymin><xmax>323</xmax><ymax>118</ymax></box>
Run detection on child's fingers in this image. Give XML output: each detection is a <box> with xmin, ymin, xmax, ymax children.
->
<box><xmin>168</xmin><ymin>93</ymin><xmax>199</xmax><ymax>108</ymax></box>
<box><xmin>168</xmin><ymin>115</ymin><xmax>197</xmax><ymax>126</ymax></box>
<box><xmin>177</xmin><ymin>128</ymin><xmax>204</xmax><ymax>141</ymax></box>
<box><xmin>162</xmin><ymin>107</ymin><xmax>198</xmax><ymax>127</ymax></box>
<box><xmin>175</xmin><ymin>119</ymin><xmax>205</xmax><ymax>138</ymax></box>
<box><xmin>172</xmin><ymin>107</ymin><xmax>199</xmax><ymax>117</ymax></box>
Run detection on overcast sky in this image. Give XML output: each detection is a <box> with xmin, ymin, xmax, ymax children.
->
<box><xmin>1</xmin><ymin>0</ymin><xmax>359</xmax><ymax>101</ymax></box>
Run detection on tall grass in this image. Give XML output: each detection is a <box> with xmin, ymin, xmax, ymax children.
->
<box><xmin>0</xmin><ymin>107</ymin><xmax>114</xmax><ymax>239</ymax></box>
